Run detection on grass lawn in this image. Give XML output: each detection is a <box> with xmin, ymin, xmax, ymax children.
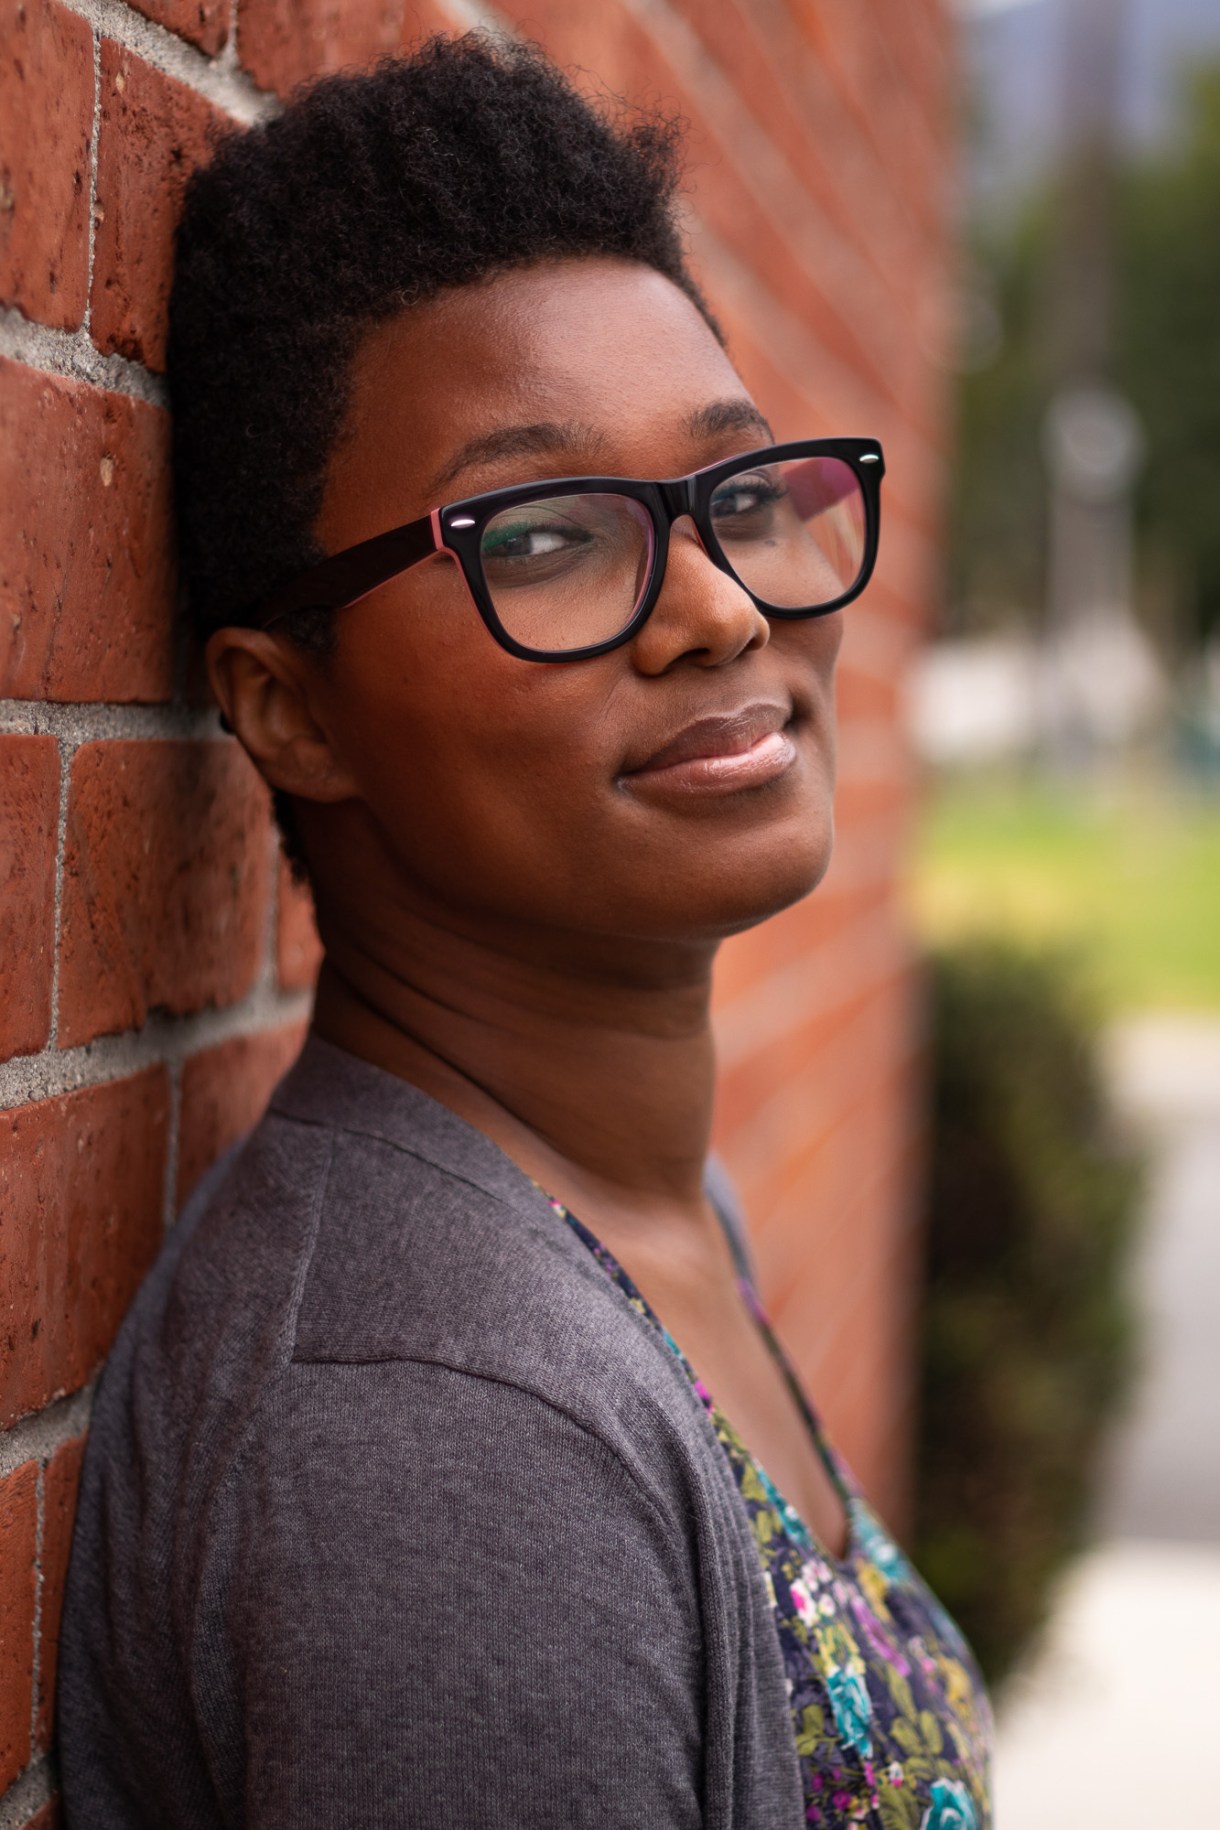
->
<box><xmin>907</xmin><ymin>771</ymin><xmax>1220</xmax><ymax>1016</ymax></box>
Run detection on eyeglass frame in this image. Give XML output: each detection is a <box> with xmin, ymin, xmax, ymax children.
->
<box><xmin>244</xmin><ymin>435</ymin><xmax>886</xmax><ymax>663</ymax></box>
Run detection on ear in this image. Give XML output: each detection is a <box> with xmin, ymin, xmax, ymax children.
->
<box><xmin>205</xmin><ymin>626</ymin><xmax>358</xmax><ymax>805</ymax></box>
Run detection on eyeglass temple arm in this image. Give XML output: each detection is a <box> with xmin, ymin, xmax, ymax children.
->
<box><xmin>248</xmin><ymin>513</ymin><xmax>440</xmax><ymax>628</ymax></box>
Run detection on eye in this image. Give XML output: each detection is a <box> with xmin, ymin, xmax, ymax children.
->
<box><xmin>710</xmin><ymin>473</ymin><xmax>786</xmax><ymax>524</ymax></box>
<box><xmin>482</xmin><ymin>519</ymin><xmax>591</xmax><ymax>561</ymax></box>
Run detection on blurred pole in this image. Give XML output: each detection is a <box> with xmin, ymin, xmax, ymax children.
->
<box><xmin>1048</xmin><ymin>0</ymin><xmax>1125</xmax><ymax>380</ymax></box>
<box><xmin>1039</xmin><ymin>0</ymin><xmax>1153</xmax><ymax>771</ymax></box>
<box><xmin>1042</xmin><ymin>384</ymin><xmax>1145</xmax><ymax>763</ymax></box>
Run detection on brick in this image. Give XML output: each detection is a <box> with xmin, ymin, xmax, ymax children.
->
<box><xmin>237</xmin><ymin>0</ymin><xmax>453</xmax><ymax>100</ymax></box>
<box><xmin>758</xmin><ymin>1047</ymin><xmax>917</xmax><ymax>1319</ymax></box>
<box><xmin>0</xmin><ymin>0</ymin><xmax>94</xmax><ymax>329</ymax></box>
<box><xmin>0</xmin><ymin>359</ymin><xmax>175</xmax><ymax>702</ymax></box>
<box><xmin>792</xmin><ymin>2</ymin><xmax>945</xmax><ymax>243</ymax></box>
<box><xmin>716</xmin><ymin>983</ymin><xmax>883</xmax><ymax>1144</ymax></box>
<box><xmin>177</xmin><ymin>1022</ymin><xmax>306</xmax><ymax>1206</ymax></box>
<box><xmin>275</xmin><ymin>855</ymin><xmax>321</xmax><ymax>991</ymax></box>
<box><xmin>126</xmin><ymin>0</ymin><xmax>229</xmax><ymax>56</ymax></box>
<box><xmin>0</xmin><ymin>736</ymin><xmax>59</xmax><ymax>1060</ymax></box>
<box><xmin>89</xmin><ymin>42</ymin><xmax>227</xmax><ymax>372</ymax></box>
<box><xmin>35</xmin><ymin>1432</ymin><xmax>87</xmax><ymax>1751</ymax></box>
<box><xmin>57</xmin><ymin>740</ymin><xmax>273</xmax><ymax>1048</ymax></box>
<box><xmin>0</xmin><ymin>1068</ymin><xmax>170</xmax><ymax>1429</ymax></box>
<box><xmin>493</xmin><ymin>0</ymin><xmax>902</xmax><ymax>417</ymax></box>
<box><xmin>0</xmin><ymin>1461</ymin><xmax>37</xmax><ymax>1789</ymax></box>
<box><xmin>834</xmin><ymin>771</ymin><xmax>910</xmax><ymax>830</ymax></box>
<box><xmin>663</xmin><ymin>0</ymin><xmax>921</xmax><ymax>319</ymax></box>
<box><xmin>715</xmin><ymin>887</ymin><xmax>852</xmax><ymax>1009</ymax></box>
<box><xmin>25</xmin><ymin>1802</ymin><xmax>63</xmax><ymax>1830</ymax></box>
<box><xmin>834</xmin><ymin>658</ymin><xmax>899</xmax><ymax>724</ymax></box>
<box><xmin>488</xmin><ymin>0</ymin><xmax>657</xmax><ymax>108</ymax></box>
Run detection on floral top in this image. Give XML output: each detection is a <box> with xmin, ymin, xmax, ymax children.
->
<box><xmin>550</xmin><ymin>1196</ymin><xmax>993</xmax><ymax>1830</ymax></box>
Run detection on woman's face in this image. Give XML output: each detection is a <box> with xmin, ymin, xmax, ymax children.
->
<box><xmin>298</xmin><ymin>257</ymin><xmax>844</xmax><ymax>950</ymax></box>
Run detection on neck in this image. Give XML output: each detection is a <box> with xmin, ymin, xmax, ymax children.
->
<box><xmin>309</xmin><ymin>891</ymin><xmax>721</xmax><ymax>1240</ymax></box>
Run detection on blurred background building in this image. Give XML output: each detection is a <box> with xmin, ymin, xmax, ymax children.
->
<box><xmin>913</xmin><ymin>2</ymin><xmax>1220</xmax><ymax>1823</ymax></box>
<box><xmin>917</xmin><ymin>0</ymin><xmax>1220</xmax><ymax>784</ymax></box>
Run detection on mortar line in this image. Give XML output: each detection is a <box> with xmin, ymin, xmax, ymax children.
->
<box><xmin>436</xmin><ymin>0</ymin><xmax>513</xmax><ymax>33</ymax></box>
<box><xmin>28</xmin><ymin>1469</ymin><xmax>45</xmax><ymax>1760</ymax></box>
<box><xmin>217</xmin><ymin>0</ymin><xmax>240</xmax><ymax>74</ymax></box>
<box><xmin>0</xmin><ymin>985</ymin><xmax>313</xmax><ymax>1114</ymax></box>
<box><xmin>0</xmin><ymin>307</ymin><xmax>167</xmax><ymax>407</ymax></box>
<box><xmin>45</xmin><ymin>740</ymin><xmax>72</xmax><ymax>1051</ymax></box>
<box><xmin>0</xmin><ymin>700</ymin><xmax>224</xmax><ymax>742</ymax></box>
<box><xmin>0</xmin><ymin>1391</ymin><xmax>96</xmax><ymax>1483</ymax></box>
<box><xmin>0</xmin><ymin>1756</ymin><xmax>54</xmax><ymax>1830</ymax></box>
<box><xmin>82</xmin><ymin>28</ymin><xmax>102</xmax><ymax>335</ymax></box>
<box><xmin>55</xmin><ymin>0</ymin><xmax>276</xmax><ymax>124</ymax></box>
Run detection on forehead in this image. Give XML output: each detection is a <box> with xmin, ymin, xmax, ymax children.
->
<box><xmin>320</xmin><ymin>258</ymin><xmax>752</xmax><ymax>534</ymax></box>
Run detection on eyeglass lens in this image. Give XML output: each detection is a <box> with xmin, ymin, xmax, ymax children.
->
<box><xmin>479</xmin><ymin>493</ymin><xmax>654</xmax><ymax>652</ymax></box>
<box><xmin>709</xmin><ymin>454</ymin><xmax>865</xmax><ymax>612</ymax></box>
<box><xmin>477</xmin><ymin>454</ymin><xmax>867</xmax><ymax>653</ymax></box>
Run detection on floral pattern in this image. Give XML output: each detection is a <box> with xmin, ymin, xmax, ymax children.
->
<box><xmin>551</xmin><ymin>1197</ymin><xmax>993</xmax><ymax>1829</ymax></box>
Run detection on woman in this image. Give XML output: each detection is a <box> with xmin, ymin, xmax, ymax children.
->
<box><xmin>59</xmin><ymin>35</ymin><xmax>991</xmax><ymax>1829</ymax></box>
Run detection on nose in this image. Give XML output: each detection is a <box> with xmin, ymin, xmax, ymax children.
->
<box><xmin>630</xmin><ymin>514</ymin><xmax>770</xmax><ymax>674</ymax></box>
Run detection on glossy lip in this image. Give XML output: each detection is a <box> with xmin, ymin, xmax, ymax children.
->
<box><xmin>620</xmin><ymin>700</ymin><xmax>798</xmax><ymax>796</ymax></box>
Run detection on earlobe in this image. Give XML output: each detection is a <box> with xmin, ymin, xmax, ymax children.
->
<box><xmin>204</xmin><ymin>627</ymin><xmax>358</xmax><ymax>805</ymax></box>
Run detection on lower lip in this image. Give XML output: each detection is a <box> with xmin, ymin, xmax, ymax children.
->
<box><xmin>623</xmin><ymin>728</ymin><xmax>798</xmax><ymax>798</ymax></box>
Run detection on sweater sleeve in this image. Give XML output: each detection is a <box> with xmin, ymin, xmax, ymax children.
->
<box><xmin>197</xmin><ymin>1357</ymin><xmax>705</xmax><ymax>1830</ymax></box>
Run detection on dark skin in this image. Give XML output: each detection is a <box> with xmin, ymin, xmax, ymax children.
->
<box><xmin>207</xmin><ymin>256</ymin><xmax>851</xmax><ymax>1556</ymax></box>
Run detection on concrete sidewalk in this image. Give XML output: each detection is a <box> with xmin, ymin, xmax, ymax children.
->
<box><xmin>994</xmin><ymin>1540</ymin><xmax>1220</xmax><ymax>1826</ymax></box>
<box><xmin>992</xmin><ymin>1014</ymin><xmax>1220</xmax><ymax>1829</ymax></box>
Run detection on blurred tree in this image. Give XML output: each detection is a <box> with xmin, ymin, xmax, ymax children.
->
<box><xmin>912</xmin><ymin>940</ymin><xmax>1144</xmax><ymax>1686</ymax></box>
<box><xmin>945</xmin><ymin>207</ymin><xmax>1052</xmax><ymax>636</ymax></box>
<box><xmin>1114</xmin><ymin>63</ymin><xmax>1220</xmax><ymax>649</ymax></box>
<box><xmin>947</xmin><ymin>59</ymin><xmax>1220</xmax><ymax>649</ymax></box>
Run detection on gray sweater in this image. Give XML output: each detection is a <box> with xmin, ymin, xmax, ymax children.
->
<box><xmin>59</xmin><ymin>1034</ymin><xmax>804</xmax><ymax>1827</ymax></box>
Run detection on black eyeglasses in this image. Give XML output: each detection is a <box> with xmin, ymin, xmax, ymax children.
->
<box><xmin>247</xmin><ymin>436</ymin><xmax>885</xmax><ymax>661</ymax></box>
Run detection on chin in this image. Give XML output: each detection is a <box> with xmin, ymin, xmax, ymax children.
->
<box><xmin>623</xmin><ymin>805</ymin><xmax>836</xmax><ymax>943</ymax></box>
<box><xmin>710</xmin><ymin>834</ymin><xmax>835</xmax><ymax>937</ymax></box>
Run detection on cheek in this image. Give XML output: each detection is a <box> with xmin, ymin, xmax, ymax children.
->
<box><xmin>325</xmin><ymin>580</ymin><xmax>616</xmax><ymax>905</ymax></box>
<box><xmin>784</xmin><ymin>607</ymin><xmax>844</xmax><ymax>688</ymax></box>
<box><xmin>321</xmin><ymin>580</ymin><xmax>847</xmax><ymax>937</ymax></box>
<box><xmin>771</xmin><ymin>610</ymin><xmax>842</xmax><ymax>767</ymax></box>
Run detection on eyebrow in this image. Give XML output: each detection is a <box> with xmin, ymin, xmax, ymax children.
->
<box><xmin>425</xmin><ymin>423</ymin><xmax>608</xmax><ymax>498</ymax></box>
<box><xmin>686</xmin><ymin>398</ymin><xmax>775</xmax><ymax>444</ymax></box>
<box><xmin>425</xmin><ymin>398</ymin><xmax>777</xmax><ymax>500</ymax></box>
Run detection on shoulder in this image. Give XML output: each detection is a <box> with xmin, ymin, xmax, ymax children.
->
<box><xmin>220</xmin><ymin>1353</ymin><xmax>701</xmax><ymax>1605</ymax></box>
<box><xmin>80</xmin><ymin>1035</ymin><xmax>718</xmax><ymax>1542</ymax></box>
<box><xmin>61</xmin><ymin>1039</ymin><xmax>802</xmax><ymax>1827</ymax></box>
<box><xmin>178</xmin><ymin>1351</ymin><xmax>706</xmax><ymax>1829</ymax></box>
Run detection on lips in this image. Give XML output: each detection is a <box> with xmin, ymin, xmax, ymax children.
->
<box><xmin>625</xmin><ymin>701</ymin><xmax>792</xmax><ymax>777</ymax></box>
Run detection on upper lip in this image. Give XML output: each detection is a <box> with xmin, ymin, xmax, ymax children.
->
<box><xmin>623</xmin><ymin>701</ymin><xmax>792</xmax><ymax>775</ymax></box>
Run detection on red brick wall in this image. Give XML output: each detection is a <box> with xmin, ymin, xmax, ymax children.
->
<box><xmin>0</xmin><ymin>1</ymin><xmax>953</xmax><ymax>1816</ymax></box>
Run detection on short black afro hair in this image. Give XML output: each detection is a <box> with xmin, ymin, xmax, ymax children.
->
<box><xmin>168</xmin><ymin>32</ymin><xmax>718</xmax><ymax>646</ymax></box>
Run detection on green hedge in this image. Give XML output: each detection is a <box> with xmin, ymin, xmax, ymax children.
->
<box><xmin>911</xmin><ymin>941</ymin><xmax>1144</xmax><ymax>1687</ymax></box>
